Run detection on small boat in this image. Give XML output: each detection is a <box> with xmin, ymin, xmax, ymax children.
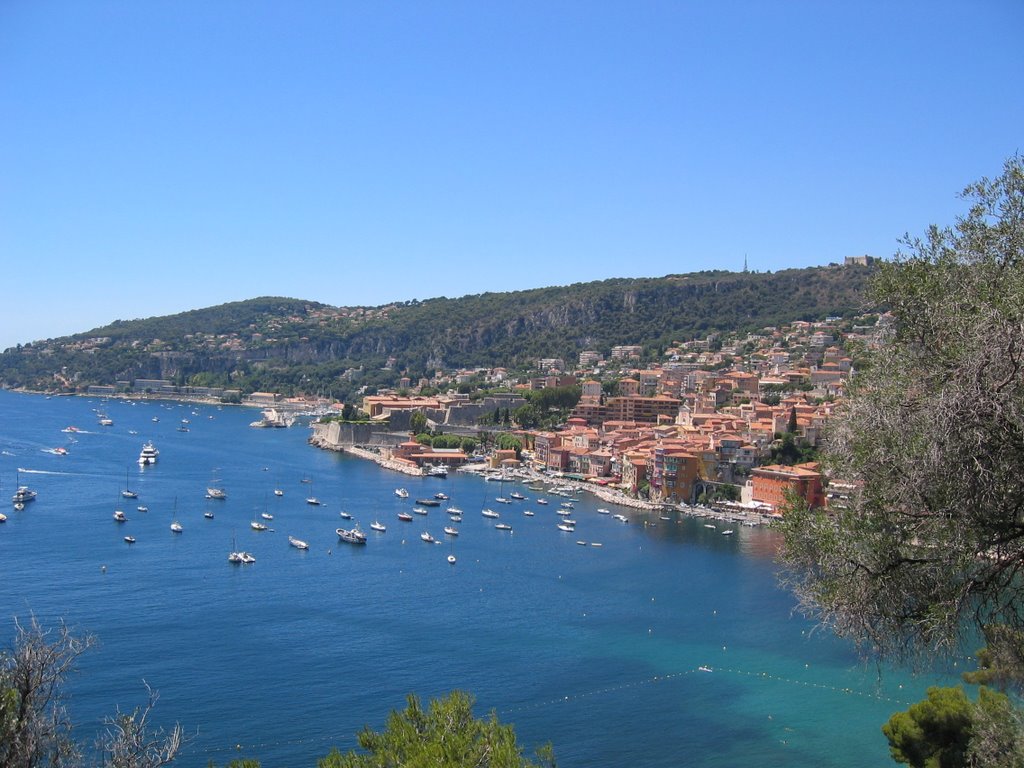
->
<box><xmin>721</xmin><ymin>529</ymin><xmax>735</xmax><ymax>536</ymax></box>
<box><xmin>560</xmin><ymin>501</ymin><xmax>575</xmax><ymax>508</ymax></box>
<box><xmin>206</xmin><ymin>487</ymin><xmax>227</xmax><ymax>500</ymax></box>
<box><xmin>698</xmin><ymin>665</ymin><xmax>713</xmax><ymax>673</ymax></box>
<box><xmin>481</xmin><ymin>508</ymin><xmax>500</xmax><ymax>519</ymax></box>
<box><xmin>509</xmin><ymin>492</ymin><xmax>526</xmax><ymax>500</ymax></box>
<box><xmin>113</xmin><ymin>509</ymin><xmax>127</xmax><ymax>522</ymax></box>
<box><xmin>274</xmin><ymin>488</ymin><xmax>284</xmax><ymax>497</ymax></box>
<box><xmin>250</xmin><ymin>520</ymin><xmax>268</xmax><ymax>531</ymax></box>
<box><xmin>536</xmin><ymin>498</ymin><xmax>549</xmax><ymax>505</ymax></box>
<box><xmin>495</xmin><ymin>523</ymin><xmax>513</xmax><ymax>531</ymax></box>
<box><xmin>444</xmin><ymin>526</ymin><xmax>459</xmax><ymax>536</ymax></box>
<box><xmin>562</xmin><ymin>518</ymin><xmax>577</xmax><ymax>526</ymax></box>
<box><xmin>137</xmin><ymin>505</ymin><xmax>148</xmax><ymax>513</ymax></box>
<box><xmin>576</xmin><ymin>540</ymin><xmax>587</xmax><ymax>546</ymax></box>
<box><xmin>420</xmin><ymin>531</ymin><xmax>436</xmax><ymax>543</ymax></box>
<box><xmin>590</xmin><ymin>542</ymin><xmax>603</xmax><ymax>548</ymax></box>
<box><xmin>613</xmin><ymin>514</ymin><xmax>629</xmax><ymax>523</ymax></box>
<box><xmin>339</xmin><ymin>510</ymin><xmax>352</xmax><ymax>520</ymax></box>
<box><xmin>523</xmin><ymin>510</ymin><xmax>535</xmax><ymax>517</ymax></box>
<box><xmin>434</xmin><ymin>492</ymin><xmax>449</xmax><ymax>500</ymax></box>
<box><xmin>556</xmin><ymin>508</ymin><xmax>572</xmax><ymax>516</ymax></box>
<box><xmin>415</xmin><ymin>498</ymin><xmax>441</xmax><ymax>507</ymax></box>
<box><xmin>306</xmin><ymin>496</ymin><xmax>321</xmax><ymax>506</ymax></box>
<box><xmin>11</xmin><ymin>473</ymin><xmax>37</xmax><ymax>505</ymax></box>
<box><xmin>557</xmin><ymin>523</ymin><xmax>575</xmax><ymax>532</ymax></box>
<box><xmin>124</xmin><ymin>535</ymin><xmax>136</xmax><ymax>544</ymax></box>
<box><xmin>704</xmin><ymin>523</ymin><xmax>716</xmax><ymax>529</ymax></box>
<box><xmin>660</xmin><ymin>515</ymin><xmax>671</xmax><ymax>521</ymax></box>
<box><xmin>98</xmin><ymin>416</ymin><xmax>113</xmax><ymax>427</ymax></box>
<box><xmin>204</xmin><ymin>511</ymin><xmax>214</xmax><ymax>519</ymax></box>
<box><xmin>121</xmin><ymin>467</ymin><xmax>138</xmax><ymax>499</ymax></box>
<box><xmin>394</xmin><ymin>488</ymin><xmax>409</xmax><ymax>498</ymax></box>
<box><xmin>446</xmin><ymin>506</ymin><xmax>463</xmax><ymax>515</ymax></box>
<box><xmin>370</xmin><ymin>521</ymin><xmax>387</xmax><ymax>532</ymax></box>
<box><xmin>170</xmin><ymin>521</ymin><xmax>183</xmax><ymax>533</ymax></box>
<box><xmin>0</xmin><ymin>513</ymin><xmax>7</xmax><ymax>523</ymax></box>
<box><xmin>413</xmin><ymin>507</ymin><xmax>428</xmax><ymax>515</ymax></box>
<box><xmin>261</xmin><ymin>512</ymin><xmax>273</xmax><ymax>520</ymax></box>
<box><xmin>598</xmin><ymin>508</ymin><xmax>611</xmax><ymax>515</ymax></box>
<box><xmin>62</xmin><ymin>426</ymin><xmax>80</xmax><ymax>433</ymax></box>
<box><xmin>397</xmin><ymin>511</ymin><xmax>413</xmax><ymax>522</ymax></box>
<box><xmin>427</xmin><ymin>464</ymin><xmax>448</xmax><ymax>478</ymax></box>
<box><xmin>494</xmin><ymin>497</ymin><xmax>511</xmax><ymax>504</ymax></box>
<box><xmin>289</xmin><ymin>536</ymin><xmax>309</xmax><ymax>550</ymax></box>
<box><xmin>448</xmin><ymin>514</ymin><xmax>463</xmax><ymax>522</ymax></box>
<box><xmin>447</xmin><ymin>554</ymin><xmax>456</xmax><ymax>564</ymax></box>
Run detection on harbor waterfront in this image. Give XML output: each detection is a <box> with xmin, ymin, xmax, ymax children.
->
<box><xmin>0</xmin><ymin>390</ymin><xmax>961</xmax><ymax>767</ymax></box>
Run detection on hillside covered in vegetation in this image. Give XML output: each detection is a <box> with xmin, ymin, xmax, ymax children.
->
<box><xmin>0</xmin><ymin>266</ymin><xmax>875</xmax><ymax>397</ymax></box>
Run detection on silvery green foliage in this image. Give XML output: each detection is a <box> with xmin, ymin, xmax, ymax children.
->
<box><xmin>780</xmin><ymin>156</ymin><xmax>1024</xmax><ymax>665</ymax></box>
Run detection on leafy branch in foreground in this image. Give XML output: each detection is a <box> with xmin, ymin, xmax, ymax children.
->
<box><xmin>779</xmin><ymin>155</ymin><xmax>1024</xmax><ymax>666</ymax></box>
<box><xmin>0</xmin><ymin>616</ymin><xmax>184</xmax><ymax>768</ymax></box>
<box><xmin>318</xmin><ymin>690</ymin><xmax>555</xmax><ymax>768</ymax></box>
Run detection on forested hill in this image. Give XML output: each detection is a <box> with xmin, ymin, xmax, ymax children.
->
<box><xmin>0</xmin><ymin>266</ymin><xmax>875</xmax><ymax>394</ymax></box>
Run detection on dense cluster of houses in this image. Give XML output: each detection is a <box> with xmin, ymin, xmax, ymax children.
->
<box><xmin>351</xmin><ymin>316</ymin><xmax>877</xmax><ymax>514</ymax></box>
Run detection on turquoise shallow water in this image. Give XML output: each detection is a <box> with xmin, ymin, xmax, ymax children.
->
<box><xmin>0</xmin><ymin>390</ymin><xmax>960</xmax><ymax>766</ymax></box>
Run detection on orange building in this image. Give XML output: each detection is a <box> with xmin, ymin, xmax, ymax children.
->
<box><xmin>750</xmin><ymin>462</ymin><xmax>825</xmax><ymax>514</ymax></box>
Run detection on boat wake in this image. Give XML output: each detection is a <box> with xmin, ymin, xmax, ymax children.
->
<box><xmin>16</xmin><ymin>467</ymin><xmax>70</xmax><ymax>476</ymax></box>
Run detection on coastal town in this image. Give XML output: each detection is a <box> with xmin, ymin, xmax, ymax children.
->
<box><xmin>304</xmin><ymin>311</ymin><xmax>881</xmax><ymax>521</ymax></box>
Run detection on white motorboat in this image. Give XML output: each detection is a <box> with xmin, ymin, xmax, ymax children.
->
<box><xmin>124</xmin><ymin>535</ymin><xmax>136</xmax><ymax>544</ymax></box>
<box><xmin>261</xmin><ymin>512</ymin><xmax>273</xmax><ymax>520</ymax></box>
<box><xmin>524</xmin><ymin>510</ymin><xmax>535</xmax><ymax>517</ymax></box>
<box><xmin>481</xmin><ymin>508</ymin><xmax>500</xmax><ymax>519</ymax></box>
<box><xmin>444</xmin><ymin>526</ymin><xmax>459</xmax><ymax>536</ymax></box>
<box><xmin>337</xmin><ymin>526</ymin><xmax>367</xmax><ymax>545</ymax></box>
<box><xmin>420</xmin><ymin>531</ymin><xmax>436</xmax><ymax>543</ymax></box>
<box><xmin>138</xmin><ymin>442</ymin><xmax>159</xmax><ymax>465</ymax></box>
<box><xmin>395</xmin><ymin>488</ymin><xmax>409</xmax><ymax>498</ymax></box>
<box><xmin>413</xmin><ymin>507</ymin><xmax>428</xmax><ymax>515</ymax></box>
<box><xmin>306</xmin><ymin>496</ymin><xmax>321</xmax><ymax>506</ymax></box>
<box><xmin>557</xmin><ymin>523</ymin><xmax>575</xmax><ymax>532</ymax></box>
<box><xmin>339</xmin><ymin>510</ymin><xmax>352</xmax><ymax>520</ymax></box>
<box><xmin>274</xmin><ymin>488</ymin><xmax>284</xmax><ymax>497</ymax></box>
<box><xmin>113</xmin><ymin>509</ymin><xmax>127</xmax><ymax>522</ymax></box>
<box><xmin>448</xmin><ymin>514</ymin><xmax>462</xmax><ymax>522</ymax></box>
<box><xmin>250</xmin><ymin>520</ymin><xmax>268</xmax><ymax>531</ymax></box>
<box><xmin>509</xmin><ymin>492</ymin><xmax>526</xmax><ymax>500</ymax></box>
<box><xmin>170</xmin><ymin>521</ymin><xmax>183</xmax><ymax>533</ymax></box>
<box><xmin>289</xmin><ymin>536</ymin><xmax>309</xmax><ymax>550</ymax></box>
<box><xmin>207</xmin><ymin>487</ymin><xmax>227</xmax><ymax>500</ymax></box>
<box><xmin>204</xmin><ymin>511</ymin><xmax>214</xmax><ymax>519</ymax></box>
<box><xmin>536</xmin><ymin>498</ymin><xmax>549</xmax><ymax>505</ymax></box>
<box><xmin>370</xmin><ymin>520</ymin><xmax>387</xmax><ymax>532</ymax></box>
<box><xmin>495</xmin><ymin>523</ymin><xmax>513</xmax><ymax>531</ymax></box>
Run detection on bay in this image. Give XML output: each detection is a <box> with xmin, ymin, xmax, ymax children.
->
<box><xmin>0</xmin><ymin>390</ymin><xmax>958</xmax><ymax>766</ymax></box>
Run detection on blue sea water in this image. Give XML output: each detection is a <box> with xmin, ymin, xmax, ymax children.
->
<box><xmin>0</xmin><ymin>390</ymin><xmax>961</xmax><ymax>767</ymax></box>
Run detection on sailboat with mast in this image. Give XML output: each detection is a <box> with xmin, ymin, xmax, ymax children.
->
<box><xmin>121</xmin><ymin>466</ymin><xmax>138</xmax><ymax>499</ymax></box>
<box><xmin>11</xmin><ymin>470</ymin><xmax>36</xmax><ymax>509</ymax></box>
<box><xmin>170</xmin><ymin>497</ymin><xmax>183</xmax><ymax>533</ymax></box>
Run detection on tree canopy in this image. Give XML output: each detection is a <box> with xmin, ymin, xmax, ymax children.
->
<box><xmin>780</xmin><ymin>156</ymin><xmax>1024</xmax><ymax>665</ymax></box>
<box><xmin>318</xmin><ymin>691</ymin><xmax>554</xmax><ymax>768</ymax></box>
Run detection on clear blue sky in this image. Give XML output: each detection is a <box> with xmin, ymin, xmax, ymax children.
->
<box><xmin>1</xmin><ymin>1</ymin><xmax>1021</xmax><ymax>351</ymax></box>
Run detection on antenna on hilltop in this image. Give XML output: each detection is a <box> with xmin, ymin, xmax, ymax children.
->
<box><xmin>743</xmin><ymin>253</ymin><xmax>749</xmax><ymax>273</ymax></box>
